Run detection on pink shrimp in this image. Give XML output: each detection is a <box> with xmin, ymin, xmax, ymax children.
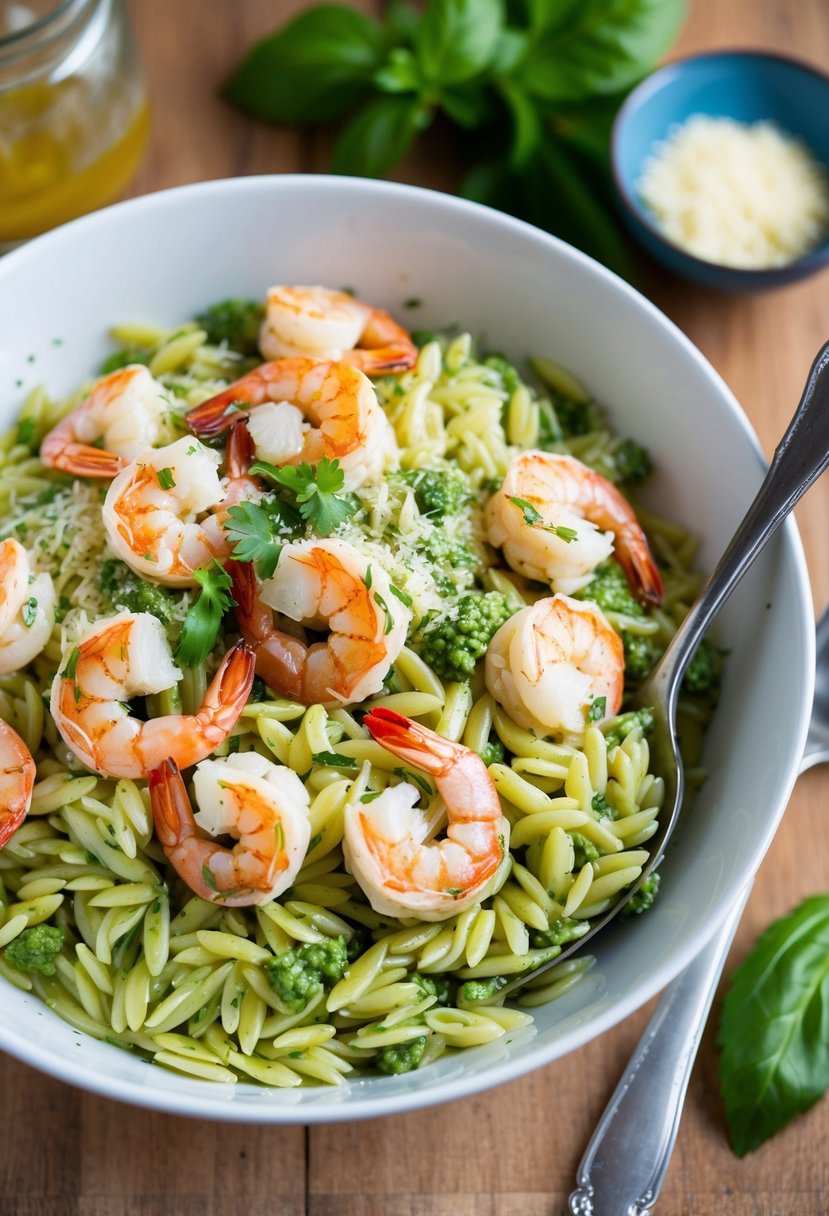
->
<box><xmin>343</xmin><ymin>708</ymin><xmax>510</xmax><ymax>921</ymax></box>
<box><xmin>230</xmin><ymin>538</ymin><xmax>410</xmax><ymax>707</ymax></box>
<box><xmin>149</xmin><ymin>753</ymin><xmax>310</xmax><ymax>907</ymax></box>
<box><xmin>39</xmin><ymin>365</ymin><xmax>169</xmax><ymax>480</ymax></box>
<box><xmin>486</xmin><ymin>594</ymin><xmax>624</xmax><ymax>745</ymax></box>
<box><xmin>50</xmin><ymin>613</ymin><xmax>255</xmax><ymax>779</ymax></box>
<box><xmin>258</xmin><ymin>285</ymin><xmax>417</xmax><ymax>374</ymax></box>
<box><xmin>184</xmin><ymin>357</ymin><xmax>397</xmax><ymax>490</ymax></box>
<box><xmin>0</xmin><ymin>721</ymin><xmax>35</xmax><ymax>849</ymax></box>
<box><xmin>486</xmin><ymin>451</ymin><xmax>663</xmax><ymax>607</ymax></box>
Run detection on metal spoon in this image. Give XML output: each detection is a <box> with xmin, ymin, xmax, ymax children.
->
<box><xmin>567</xmin><ymin>603</ymin><xmax>829</xmax><ymax>1216</ymax></box>
<box><xmin>500</xmin><ymin>339</ymin><xmax>829</xmax><ymax>997</ymax></box>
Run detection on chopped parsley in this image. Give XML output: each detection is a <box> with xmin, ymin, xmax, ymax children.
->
<box><xmin>311</xmin><ymin>751</ymin><xmax>358</xmax><ymax>770</ymax></box>
<box><xmin>60</xmin><ymin>647</ymin><xmax>82</xmax><ymax>703</ymax></box>
<box><xmin>156</xmin><ymin>467</ymin><xmax>176</xmax><ymax>491</ymax></box>
<box><xmin>508</xmin><ymin>496</ymin><xmax>576</xmax><ymax>542</ymax></box>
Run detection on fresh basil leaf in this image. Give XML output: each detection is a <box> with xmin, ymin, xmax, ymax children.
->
<box><xmin>332</xmin><ymin>94</ymin><xmax>429</xmax><ymax>177</ymax></box>
<box><xmin>524</xmin><ymin>137</ymin><xmax>633</xmax><ymax>278</ymax></box>
<box><xmin>550</xmin><ymin>92</ymin><xmax>629</xmax><ymax>164</ymax></box>
<box><xmin>385</xmin><ymin>0</ymin><xmax>421</xmax><ymax>43</ymax></box>
<box><xmin>498</xmin><ymin>79</ymin><xmax>542</xmax><ymax>166</ymax></box>
<box><xmin>440</xmin><ymin>84</ymin><xmax>493</xmax><ymax>129</ymax></box>
<box><xmin>415</xmin><ymin>0</ymin><xmax>504</xmax><ymax>85</ymax></box>
<box><xmin>718</xmin><ymin>894</ymin><xmax>829</xmax><ymax>1157</ymax></box>
<box><xmin>490</xmin><ymin>27</ymin><xmax>528</xmax><ymax>73</ymax></box>
<box><xmin>224</xmin><ymin>5</ymin><xmax>386</xmax><ymax>123</ymax></box>
<box><xmin>520</xmin><ymin>0</ymin><xmax>686</xmax><ymax>105</ymax></box>
<box><xmin>373</xmin><ymin>48</ymin><xmax>422</xmax><ymax>94</ymax></box>
<box><xmin>461</xmin><ymin>134</ymin><xmax>632</xmax><ymax>279</ymax></box>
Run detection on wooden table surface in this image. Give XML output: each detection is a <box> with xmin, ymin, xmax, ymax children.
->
<box><xmin>3</xmin><ymin>2</ymin><xmax>829</xmax><ymax>1213</ymax></box>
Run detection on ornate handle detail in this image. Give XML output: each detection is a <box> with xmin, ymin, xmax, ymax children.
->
<box><xmin>568</xmin><ymin>889</ymin><xmax>750</xmax><ymax>1216</ymax></box>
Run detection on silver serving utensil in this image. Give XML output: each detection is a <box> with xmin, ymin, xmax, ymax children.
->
<box><xmin>500</xmin><ymin>339</ymin><xmax>829</xmax><ymax>997</ymax></box>
<box><xmin>567</xmin><ymin>603</ymin><xmax>829</xmax><ymax>1216</ymax></box>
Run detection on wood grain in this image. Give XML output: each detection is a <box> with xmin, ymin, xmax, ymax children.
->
<box><xmin>2</xmin><ymin>2</ymin><xmax>829</xmax><ymax>1213</ymax></box>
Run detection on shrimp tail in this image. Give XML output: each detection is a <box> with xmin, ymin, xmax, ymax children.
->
<box><xmin>226</xmin><ymin>419</ymin><xmax>255</xmax><ymax>478</ymax></box>
<box><xmin>344</xmin><ymin>312</ymin><xmax>417</xmax><ymax>374</ymax></box>
<box><xmin>228</xmin><ymin>558</ymin><xmax>258</xmax><ymax>620</ymax></box>
<box><xmin>363</xmin><ymin>707</ymin><xmax>454</xmax><ymax>775</ymax></box>
<box><xmin>186</xmin><ymin>390</ymin><xmax>249</xmax><ymax>437</ymax></box>
<box><xmin>41</xmin><ymin>438</ymin><xmax>126</xmax><ymax>479</ymax></box>
<box><xmin>198</xmin><ymin>640</ymin><xmax>256</xmax><ymax>736</ymax></box>
<box><xmin>618</xmin><ymin>539</ymin><xmax>664</xmax><ymax>609</ymax></box>
<box><xmin>148</xmin><ymin>757</ymin><xmax>192</xmax><ymax>851</ymax></box>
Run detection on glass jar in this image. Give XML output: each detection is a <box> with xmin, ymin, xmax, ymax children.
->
<box><xmin>0</xmin><ymin>0</ymin><xmax>148</xmax><ymax>250</ymax></box>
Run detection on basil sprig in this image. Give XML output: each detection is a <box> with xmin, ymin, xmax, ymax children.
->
<box><xmin>225</xmin><ymin>0</ymin><xmax>685</xmax><ymax>276</ymax></box>
<box><xmin>718</xmin><ymin>894</ymin><xmax>829</xmax><ymax>1156</ymax></box>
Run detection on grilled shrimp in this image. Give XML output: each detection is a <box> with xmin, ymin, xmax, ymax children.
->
<box><xmin>258</xmin><ymin>285</ymin><xmax>417</xmax><ymax>374</ymax></box>
<box><xmin>102</xmin><ymin>437</ymin><xmax>226</xmax><ymax>585</ymax></box>
<box><xmin>0</xmin><ymin>720</ymin><xmax>35</xmax><ymax>848</ymax></box>
<box><xmin>232</xmin><ymin>538</ymin><xmax>410</xmax><ymax>707</ymax></box>
<box><xmin>50</xmin><ymin>612</ymin><xmax>254</xmax><ymax>779</ymax></box>
<box><xmin>0</xmin><ymin>538</ymin><xmax>56</xmax><ymax>675</ymax></box>
<box><xmin>343</xmin><ymin>708</ymin><xmax>510</xmax><ymax>921</ymax></box>
<box><xmin>486</xmin><ymin>451</ymin><xmax>663</xmax><ymax>606</ymax></box>
<box><xmin>184</xmin><ymin>357</ymin><xmax>398</xmax><ymax>490</ymax></box>
<box><xmin>149</xmin><ymin>753</ymin><xmax>310</xmax><ymax>907</ymax></box>
<box><xmin>39</xmin><ymin>365</ymin><xmax>169</xmax><ymax>479</ymax></box>
<box><xmin>485</xmin><ymin>594</ymin><xmax>624</xmax><ymax>745</ymax></box>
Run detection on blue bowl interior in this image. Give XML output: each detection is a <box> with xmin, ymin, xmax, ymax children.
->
<box><xmin>615</xmin><ymin>53</ymin><xmax>829</xmax><ymax>257</ymax></box>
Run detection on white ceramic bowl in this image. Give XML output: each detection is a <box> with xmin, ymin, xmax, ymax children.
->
<box><xmin>0</xmin><ymin>176</ymin><xmax>814</xmax><ymax>1121</ymax></box>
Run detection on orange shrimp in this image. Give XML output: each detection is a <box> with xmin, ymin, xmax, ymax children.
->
<box><xmin>39</xmin><ymin>365</ymin><xmax>169</xmax><ymax>479</ymax></box>
<box><xmin>343</xmin><ymin>708</ymin><xmax>510</xmax><ymax>921</ymax></box>
<box><xmin>0</xmin><ymin>721</ymin><xmax>35</xmax><ymax>848</ymax></box>
<box><xmin>102</xmin><ymin>438</ymin><xmax>225</xmax><ymax>586</ymax></box>
<box><xmin>0</xmin><ymin>538</ymin><xmax>56</xmax><ymax>675</ymax></box>
<box><xmin>149</xmin><ymin>753</ymin><xmax>310</xmax><ymax>907</ymax></box>
<box><xmin>50</xmin><ymin>613</ymin><xmax>254</xmax><ymax>779</ymax></box>
<box><xmin>184</xmin><ymin>357</ymin><xmax>398</xmax><ymax>490</ymax></box>
<box><xmin>485</xmin><ymin>594</ymin><xmax>624</xmax><ymax>745</ymax></box>
<box><xmin>486</xmin><ymin>451</ymin><xmax>663</xmax><ymax>607</ymax></box>
<box><xmin>258</xmin><ymin>285</ymin><xmax>417</xmax><ymax>374</ymax></box>
<box><xmin>231</xmin><ymin>538</ymin><xmax>410</xmax><ymax>707</ymax></box>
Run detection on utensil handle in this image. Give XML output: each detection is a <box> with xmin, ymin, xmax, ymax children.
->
<box><xmin>568</xmin><ymin>888</ymin><xmax>750</xmax><ymax>1216</ymax></box>
<box><xmin>650</xmin><ymin>341</ymin><xmax>829</xmax><ymax>701</ymax></box>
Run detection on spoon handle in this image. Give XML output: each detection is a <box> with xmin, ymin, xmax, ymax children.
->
<box><xmin>568</xmin><ymin>887</ymin><xmax>750</xmax><ymax>1216</ymax></box>
<box><xmin>651</xmin><ymin>341</ymin><xmax>829</xmax><ymax>699</ymax></box>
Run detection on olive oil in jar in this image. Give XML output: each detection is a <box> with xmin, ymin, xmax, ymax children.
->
<box><xmin>0</xmin><ymin>0</ymin><xmax>148</xmax><ymax>249</ymax></box>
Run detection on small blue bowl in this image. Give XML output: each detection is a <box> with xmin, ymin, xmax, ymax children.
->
<box><xmin>611</xmin><ymin>50</ymin><xmax>829</xmax><ymax>291</ymax></box>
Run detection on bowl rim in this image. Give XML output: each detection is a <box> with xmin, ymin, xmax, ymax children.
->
<box><xmin>0</xmin><ymin>173</ymin><xmax>816</xmax><ymax>1120</ymax></box>
<box><xmin>610</xmin><ymin>47</ymin><xmax>829</xmax><ymax>282</ymax></box>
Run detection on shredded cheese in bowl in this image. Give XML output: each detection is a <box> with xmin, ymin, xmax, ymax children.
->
<box><xmin>637</xmin><ymin>115</ymin><xmax>829</xmax><ymax>269</ymax></box>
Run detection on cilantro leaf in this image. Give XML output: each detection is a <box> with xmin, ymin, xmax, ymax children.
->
<box><xmin>175</xmin><ymin>561</ymin><xmax>236</xmax><ymax>667</ymax></box>
<box><xmin>223</xmin><ymin>502</ymin><xmax>285</xmax><ymax>579</ymax></box>
<box><xmin>718</xmin><ymin>895</ymin><xmax>829</xmax><ymax>1156</ymax></box>
<box><xmin>249</xmin><ymin>457</ymin><xmax>357</xmax><ymax>536</ymax></box>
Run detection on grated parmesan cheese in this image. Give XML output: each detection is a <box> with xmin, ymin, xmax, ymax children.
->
<box><xmin>637</xmin><ymin>114</ymin><xmax>829</xmax><ymax>269</ymax></box>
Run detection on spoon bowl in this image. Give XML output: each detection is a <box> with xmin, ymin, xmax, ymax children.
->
<box><xmin>502</xmin><ymin>340</ymin><xmax>829</xmax><ymax>996</ymax></box>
